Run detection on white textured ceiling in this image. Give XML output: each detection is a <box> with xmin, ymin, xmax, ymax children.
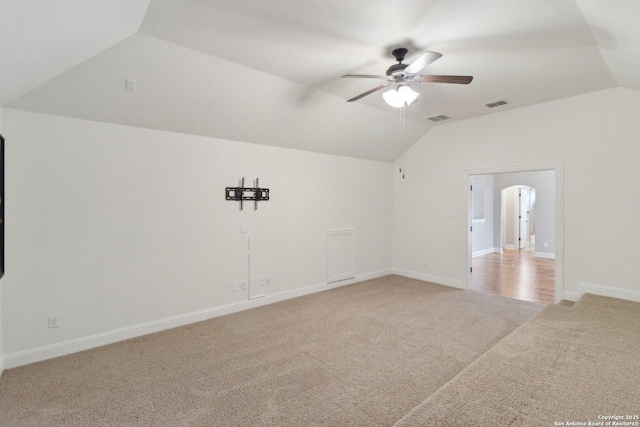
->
<box><xmin>0</xmin><ymin>0</ymin><xmax>151</xmax><ymax>104</ymax></box>
<box><xmin>574</xmin><ymin>0</ymin><xmax>640</xmax><ymax>92</ymax></box>
<box><xmin>2</xmin><ymin>0</ymin><xmax>638</xmax><ymax>162</ymax></box>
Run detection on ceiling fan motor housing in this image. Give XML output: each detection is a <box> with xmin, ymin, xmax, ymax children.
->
<box><xmin>386</xmin><ymin>63</ymin><xmax>408</xmax><ymax>76</ymax></box>
<box><xmin>387</xmin><ymin>48</ymin><xmax>409</xmax><ymax>76</ymax></box>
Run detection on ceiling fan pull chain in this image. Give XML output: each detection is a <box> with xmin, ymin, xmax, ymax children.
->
<box><xmin>399</xmin><ymin>105</ymin><xmax>403</xmax><ymax>173</ymax></box>
<box><xmin>399</xmin><ymin>111</ymin><xmax>403</xmax><ymax>174</ymax></box>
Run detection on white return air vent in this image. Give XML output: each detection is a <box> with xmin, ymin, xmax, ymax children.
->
<box><xmin>327</xmin><ymin>228</ymin><xmax>355</xmax><ymax>283</ymax></box>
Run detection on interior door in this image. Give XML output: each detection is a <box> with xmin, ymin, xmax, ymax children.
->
<box><xmin>519</xmin><ymin>188</ymin><xmax>530</xmax><ymax>249</ymax></box>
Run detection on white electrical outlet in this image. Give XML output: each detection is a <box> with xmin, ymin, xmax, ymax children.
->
<box><xmin>48</xmin><ymin>315</ymin><xmax>60</xmax><ymax>328</ymax></box>
<box><xmin>543</xmin><ymin>242</ymin><xmax>548</xmax><ymax>248</ymax></box>
<box><xmin>265</xmin><ymin>277</ymin><xmax>271</xmax><ymax>286</ymax></box>
<box><xmin>240</xmin><ymin>281</ymin><xmax>247</xmax><ymax>290</ymax></box>
<box><xmin>422</xmin><ymin>260</ymin><xmax>428</xmax><ymax>267</ymax></box>
<box><xmin>259</xmin><ymin>277</ymin><xmax>265</xmax><ymax>286</ymax></box>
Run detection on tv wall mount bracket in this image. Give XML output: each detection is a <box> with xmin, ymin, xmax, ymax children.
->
<box><xmin>225</xmin><ymin>177</ymin><xmax>269</xmax><ymax>210</ymax></box>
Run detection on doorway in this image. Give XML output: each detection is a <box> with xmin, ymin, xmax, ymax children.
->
<box><xmin>500</xmin><ymin>185</ymin><xmax>535</xmax><ymax>251</ymax></box>
<box><xmin>466</xmin><ymin>165</ymin><xmax>563</xmax><ymax>304</ymax></box>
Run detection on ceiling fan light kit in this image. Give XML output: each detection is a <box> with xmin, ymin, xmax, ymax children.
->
<box><xmin>341</xmin><ymin>47</ymin><xmax>473</xmax><ymax>180</ymax></box>
<box><xmin>383</xmin><ymin>84</ymin><xmax>419</xmax><ymax>108</ymax></box>
<box><xmin>342</xmin><ymin>48</ymin><xmax>473</xmax><ymax>107</ymax></box>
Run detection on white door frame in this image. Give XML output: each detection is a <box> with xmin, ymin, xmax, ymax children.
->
<box><xmin>464</xmin><ymin>163</ymin><xmax>564</xmax><ymax>304</ymax></box>
<box><xmin>518</xmin><ymin>186</ymin><xmax>531</xmax><ymax>249</ymax></box>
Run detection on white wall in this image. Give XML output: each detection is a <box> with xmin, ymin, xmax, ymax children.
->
<box><xmin>394</xmin><ymin>87</ymin><xmax>640</xmax><ymax>300</ymax></box>
<box><xmin>6</xmin><ymin>86</ymin><xmax>640</xmax><ymax>368</ymax></box>
<box><xmin>493</xmin><ymin>171</ymin><xmax>555</xmax><ymax>255</ymax></box>
<box><xmin>2</xmin><ymin>109</ymin><xmax>393</xmax><ymax>366</ymax></box>
<box><xmin>502</xmin><ymin>186</ymin><xmax>518</xmax><ymax>248</ymax></box>
<box><xmin>0</xmin><ymin>106</ymin><xmax>4</xmax><ymax>376</ymax></box>
<box><xmin>471</xmin><ymin>174</ymin><xmax>494</xmax><ymax>255</ymax></box>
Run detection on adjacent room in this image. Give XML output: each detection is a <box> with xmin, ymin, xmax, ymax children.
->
<box><xmin>470</xmin><ymin>170</ymin><xmax>556</xmax><ymax>304</ymax></box>
<box><xmin>1</xmin><ymin>1</ymin><xmax>639</xmax><ymax>425</ymax></box>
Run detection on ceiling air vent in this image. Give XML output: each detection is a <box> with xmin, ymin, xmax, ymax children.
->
<box><xmin>485</xmin><ymin>100</ymin><xmax>507</xmax><ymax>108</ymax></box>
<box><xmin>427</xmin><ymin>114</ymin><xmax>450</xmax><ymax>122</ymax></box>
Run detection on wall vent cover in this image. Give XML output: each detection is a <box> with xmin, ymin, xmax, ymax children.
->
<box><xmin>428</xmin><ymin>114</ymin><xmax>450</xmax><ymax>122</ymax></box>
<box><xmin>485</xmin><ymin>100</ymin><xmax>507</xmax><ymax>108</ymax></box>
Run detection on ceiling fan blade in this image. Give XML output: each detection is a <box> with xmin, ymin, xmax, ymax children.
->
<box><xmin>403</xmin><ymin>51</ymin><xmax>442</xmax><ymax>75</ymax></box>
<box><xmin>342</xmin><ymin>74</ymin><xmax>387</xmax><ymax>79</ymax></box>
<box><xmin>347</xmin><ymin>83</ymin><xmax>391</xmax><ymax>102</ymax></box>
<box><xmin>415</xmin><ymin>75</ymin><xmax>474</xmax><ymax>84</ymax></box>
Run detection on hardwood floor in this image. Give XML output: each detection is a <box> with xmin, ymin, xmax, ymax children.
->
<box><xmin>471</xmin><ymin>248</ymin><xmax>555</xmax><ymax>305</ymax></box>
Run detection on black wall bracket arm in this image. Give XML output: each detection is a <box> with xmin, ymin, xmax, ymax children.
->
<box><xmin>225</xmin><ymin>177</ymin><xmax>269</xmax><ymax>211</ymax></box>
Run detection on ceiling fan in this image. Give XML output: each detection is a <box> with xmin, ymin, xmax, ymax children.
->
<box><xmin>342</xmin><ymin>48</ymin><xmax>473</xmax><ymax>107</ymax></box>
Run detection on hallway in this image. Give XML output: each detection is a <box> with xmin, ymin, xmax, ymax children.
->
<box><xmin>471</xmin><ymin>249</ymin><xmax>555</xmax><ymax>304</ymax></box>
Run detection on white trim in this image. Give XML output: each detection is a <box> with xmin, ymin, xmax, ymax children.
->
<box><xmin>503</xmin><ymin>244</ymin><xmax>517</xmax><ymax>250</ymax></box>
<box><xmin>577</xmin><ymin>281</ymin><xmax>640</xmax><ymax>303</ymax></box>
<box><xmin>514</xmin><ymin>187</ymin><xmax>522</xmax><ymax>250</ymax></box>
<box><xmin>3</xmin><ymin>268</ymin><xmax>391</xmax><ymax>369</ymax></box>
<box><xmin>562</xmin><ymin>291</ymin><xmax>580</xmax><ymax>302</ymax></box>
<box><xmin>392</xmin><ymin>268</ymin><xmax>464</xmax><ymax>289</ymax></box>
<box><xmin>472</xmin><ymin>247</ymin><xmax>501</xmax><ymax>258</ymax></box>
<box><xmin>327</xmin><ymin>273</ymin><xmax>355</xmax><ymax>283</ymax></box>
<box><xmin>533</xmin><ymin>251</ymin><xmax>555</xmax><ymax>259</ymax></box>
<box><xmin>0</xmin><ymin>355</ymin><xmax>4</xmax><ymax>377</ymax></box>
<box><xmin>472</xmin><ymin>248</ymin><xmax>491</xmax><ymax>258</ymax></box>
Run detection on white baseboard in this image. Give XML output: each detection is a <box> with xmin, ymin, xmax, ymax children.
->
<box><xmin>577</xmin><ymin>281</ymin><xmax>640</xmax><ymax>303</ymax></box>
<box><xmin>534</xmin><ymin>252</ymin><xmax>555</xmax><ymax>259</ymax></box>
<box><xmin>0</xmin><ymin>354</ymin><xmax>4</xmax><ymax>378</ymax></box>
<box><xmin>472</xmin><ymin>247</ymin><xmax>501</xmax><ymax>258</ymax></box>
<box><xmin>3</xmin><ymin>269</ymin><xmax>392</xmax><ymax>369</ymax></box>
<box><xmin>562</xmin><ymin>291</ymin><xmax>580</xmax><ymax>302</ymax></box>
<box><xmin>392</xmin><ymin>268</ymin><xmax>465</xmax><ymax>290</ymax></box>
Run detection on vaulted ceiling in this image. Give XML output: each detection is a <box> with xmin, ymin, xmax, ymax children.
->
<box><xmin>2</xmin><ymin>0</ymin><xmax>639</xmax><ymax>162</ymax></box>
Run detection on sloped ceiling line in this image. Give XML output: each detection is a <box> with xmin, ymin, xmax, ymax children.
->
<box><xmin>2</xmin><ymin>0</ymin><xmax>637</xmax><ymax>162</ymax></box>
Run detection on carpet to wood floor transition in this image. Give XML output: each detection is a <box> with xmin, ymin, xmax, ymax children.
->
<box><xmin>0</xmin><ymin>275</ymin><xmax>638</xmax><ymax>426</ymax></box>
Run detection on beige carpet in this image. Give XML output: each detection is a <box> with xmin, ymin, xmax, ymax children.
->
<box><xmin>394</xmin><ymin>293</ymin><xmax>640</xmax><ymax>427</ymax></box>
<box><xmin>0</xmin><ymin>275</ymin><xmax>543</xmax><ymax>426</ymax></box>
